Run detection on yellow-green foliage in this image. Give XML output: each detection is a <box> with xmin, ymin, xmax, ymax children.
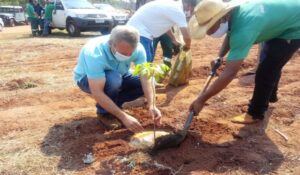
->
<box><xmin>133</xmin><ymin>63</ymin><xmax>169</xmax><ymax>80</ymax></box>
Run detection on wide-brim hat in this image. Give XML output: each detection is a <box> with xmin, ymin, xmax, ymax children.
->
<box><xmin>189</xmin><ymin>0</ymin><xmax>249</xmax><ymax>40</ymax></box>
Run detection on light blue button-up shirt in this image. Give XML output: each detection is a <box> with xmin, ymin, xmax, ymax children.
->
<box><xmin>74</xmin><ymin>35</ymin><xmax>147</xmax><ymax>82</ymax></box>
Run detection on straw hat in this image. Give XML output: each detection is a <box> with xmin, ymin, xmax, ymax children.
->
<box><xmin>188</xmin><ymin>0</ymin><xmax>249</xmax><ymax>40</ymax></box>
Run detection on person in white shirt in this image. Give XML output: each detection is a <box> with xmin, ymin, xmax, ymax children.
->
<box><xmin>127</xmin><ymin>0</ymin><xmax>192</xmax><ymax>62</ymax></box>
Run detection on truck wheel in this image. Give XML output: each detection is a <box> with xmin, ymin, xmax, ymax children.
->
<box><xmin>107</xmin><ymin>25</ymin><xmax>113</xmax><ymax>33</ymax></box>
<box><xmin>0</xmin><ymin>24</ymin><xmax>3</xmax><ymax>32</ymax></box>
<box><xmin>100</xmin><ymin>26</ymin><xmax>113</xmax><ymax>35</ymax></box>
<box><xmin>9</xmin><ymin>19</ymin><xmax>15</xmax><ymax>27</ymax></box>
<box><xmin>67</xmin><ymin>20</ymin><xmax>80</xmax><ymax>37</ymax></box>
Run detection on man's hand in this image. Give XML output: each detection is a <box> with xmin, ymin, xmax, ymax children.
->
<box><xmin>182</xmin><ymin>44</ymin><xmax>191</xmax><ymax>51</ymax></box>
<box><xmin>172</xmin><ymin>43</ymin><xmax>181</xmax><ymax>55</ymax></box>
<box><xmin>149</xmin><ymin>106</ymin><xmax>162</xmax><ymax>126</ymax></box>
<box><xmin>180</xmin><ymin>27</ymin><xmax>191</xmax><ymax>52</ymax></box>
<box><xmin>210</xmin><ymin>57</ymin><xmax>223</xmax><ymax>68</ymax></box>
<box><xmin>189</xmin><ymin>97</ymin><xmax>206</xmax><ymax>116</ymax></box>
<box><xmin>172</xmin><ymin>39</ymin><xmax>181</xmax><ymax>47</ymax></box>
<box><xmin>210</xmin><ymin>57</ymin><xmax>223</xmax><ymax>76</ymax></box>
<box><xmin>121</xmin><ymin>114</ymin><xmax>144</xmax><ymax>133</ymax></box>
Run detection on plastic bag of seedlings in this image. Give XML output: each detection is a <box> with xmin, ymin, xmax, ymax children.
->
<box><xmin>168</xmin><ymin>49</ymin><xmax>192</xmax><ymax>87</ymax></box>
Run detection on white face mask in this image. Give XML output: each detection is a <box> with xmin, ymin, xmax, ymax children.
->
<box><xmin>114</xmin><ymin>51</ymin><xmax>131</xmax><ymax>62</ymax></box>
<box><xmin>210</xmin><ymin>21</ymin><xmax>229</xmax><ymax>38</ymax></box>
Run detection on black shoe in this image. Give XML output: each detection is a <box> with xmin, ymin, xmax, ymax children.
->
<box><xmin>269</xmin><ymin>95</ymin><xmax>278</xmax><ymax>103</ymax></box>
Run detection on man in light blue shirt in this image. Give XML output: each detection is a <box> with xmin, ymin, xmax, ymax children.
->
<box><xmin>74</xmin><ymin>26</ymin><xmax>161</xmax><ymax>133</ymax></box>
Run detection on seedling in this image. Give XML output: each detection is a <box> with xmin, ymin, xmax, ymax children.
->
<box><xmin>133</xmin><ymin>63</ymin><xmax>169</xmax><ymax>142</ymax></box>
<box><xmin>133</xmin><ymin>63</ymin><xmax>170</xmax><ymax>82</ymax></box>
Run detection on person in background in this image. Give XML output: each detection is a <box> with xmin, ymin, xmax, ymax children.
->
<box><xmin>134</xmin><ymin>0</ymin><xmax>174</xmax><ymax>75</ymax></box>
<box><xmin>26</xmin><ymin>0</ymin><xmax>39</xmax><ymax>36</ymax></box>
<box><xmin>153</xmin><ymin>33</ymin><xmax>175</xmax><ymax>68</ymax></box>
<box><xmin>33</xmin><ymin>0</ymin><xmax>44</xmax><ymax>35</ymax></box>
<box><xmin>153</xmin><ymin>0</ymin><xmax>198</xmax><ymax>68</ymax></box>
<box><xmin>183</xmin><ymin>0</ymin><xmax>197</xmax><ymax>21</ymax></box>
<box><xmin>135</xmin><ymin>0</ymin><xmax>152</xmax><ymax>10</ymax></box>
<box><xmin>42</xmin><ymin>0</ymin><xmax>55</xmax><ymax>36</ymax></box>
<box><xmin>127</xmin><ymin>0</ymin><xmax>191</xmax><ymax>63</ymax></box>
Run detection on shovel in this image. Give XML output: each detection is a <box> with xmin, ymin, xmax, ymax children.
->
<box><xmin>151</xmin><ymin>58</ymin><xmax>222</xmax><ymax>152</ymax></box>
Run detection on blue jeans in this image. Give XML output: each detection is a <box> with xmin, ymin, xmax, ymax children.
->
<box><xmin>43</xmin><ymin>19</ymin><xmax>51</xmax><ymax>35</ymax></box>
<box><xmin>77</xmin><ymin>70</ymin><xmax>144</xmax><ymax>115</ymax></box>
<box><xmin>140</xmin><ymin>36</ymin><xmax>154</xmax><ymax>62</ymax></box>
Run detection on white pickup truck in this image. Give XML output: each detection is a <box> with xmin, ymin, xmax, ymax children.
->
<box><xmin>0</xmin><ymin>6</ymin><xmax>28</xmax><ymax>27</ymax></box>
<box><xmin>52</xmin><ymin>0</ymin><xmax>114</xmax><ymax>36</ymax></box>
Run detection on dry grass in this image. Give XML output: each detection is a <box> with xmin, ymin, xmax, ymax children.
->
<box><xmin>0</xmin><ymin>26</ymin><xmax>95</xmax><ymax>175</ymax></box>
<box><xmin>1</xmin><ymin>26</ymin><xmax>300</xmax><ymax>175</ymax></box>
<box><xmin>0</xmin><ymin>130</ymin><xmax>62</xmax><ymax>175</ymax></box>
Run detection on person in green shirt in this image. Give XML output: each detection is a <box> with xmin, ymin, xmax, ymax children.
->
<box><xmin>188</xmin><ymin>0</ymin><xmax>300</xmax><ymax>124</ymax></box>
<box><xmin>26</xmin><ymin>0</ymin><xmax>39</xmax><ymax>36</ymax></box>
<box><xmin>42</xmin><ymin>0</ymin><xmax>55</xmax><ymax>36</ymax></box>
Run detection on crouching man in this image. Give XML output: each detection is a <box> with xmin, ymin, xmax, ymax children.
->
<box><xmin>73</xmin><ymin>26</ymin><xmax>161</xmax><ymax>133</ymax></box>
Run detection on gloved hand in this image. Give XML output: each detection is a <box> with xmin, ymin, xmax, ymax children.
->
<box><xmin>182</xmin><ymin>44</ymin><xmax>190</xmax><ymax>52</ymax></box>
<box><xmin>210</xmin><ymin>57</ymin><xmax>223</xmax><ymax>76</ymax></box>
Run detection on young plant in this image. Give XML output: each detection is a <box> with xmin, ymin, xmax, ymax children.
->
<box><xmin>133</xmin><ymin>62</ymin><xmax>170</xmax><ymax>83</ymax></box>
<box><xmin>132</xmin><ymin>63</ymin><xmax>169</xmax><ymax>141</ymax></box>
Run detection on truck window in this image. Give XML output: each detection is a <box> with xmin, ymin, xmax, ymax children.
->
<box><xmin>56</xmin><ymin>1</ymin><xmax>64</xmax><ymax>10</ymax></box>
<box><xmin>14</xmin><ymin>8</ymin><xmax>21</xmax><ymax>13</ymax></box>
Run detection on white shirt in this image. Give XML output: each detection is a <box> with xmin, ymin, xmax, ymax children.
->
<box><xmin>127</xmin><ymin>0</ymin><xmax>187</xmax><ymax>40</ymax></box>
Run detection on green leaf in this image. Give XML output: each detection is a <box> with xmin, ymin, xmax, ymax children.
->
<box><xmin>132</xmin><ymin>64</ymin><xmax>142</xmax><ymax>76</ymax></box>
<box><xmin>132</xmin><ymin>62</ymin><xmax>169</xmax><ymax>80</ymax></box>
<box><xmin>160</xmin><ymin>64</ymin><xmax>170</xmax><ymax>73</ymax></box>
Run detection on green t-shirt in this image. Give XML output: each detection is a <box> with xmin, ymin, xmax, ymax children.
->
<box><xmin>228</xmin><ymin>0</ymin><xmax>300</xmax><ymax>61</ymax></box>
<box><xmin>38</xmin><ymin>0</ymin><xmax>43</xmax><ymax>5</ymax></box>
<box><xmin>44</xmin><ymin>3</ymin><xmax>55</xmax><ymax>21</ymax></box>
<box><xmin>26</xmin><ymin>3</ymin><xmax>36</xmax><ymax>19</ymax></box>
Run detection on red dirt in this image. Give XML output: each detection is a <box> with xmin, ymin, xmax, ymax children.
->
<box><xmin>1</xmin><ymin>26</ymin><xmax>300</xmax><ymax>175</ymax></box>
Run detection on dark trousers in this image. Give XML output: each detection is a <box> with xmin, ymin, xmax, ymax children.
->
<box><xmin>77</xmin><ymin>70</ymin><xmax>144</xmax><ymax>115</ymax></box>
<box><xmin>28</xmin><ymin>17</ymin><xmax>38</xmax><ymax>36</ymax></box>
<box><xmin>38</xmin><ymin>18</ymin><xmax>44</xmax><ymax>35</ymax></box>
<box><xmin>153</xmin><ymin>33</ymin><xmax>173</xmax><ymax>59</ymax></box>
<box><xmin>248</xmin><ymin>38</ymin><xmax>300</xmax><ymax>119</ymax></box>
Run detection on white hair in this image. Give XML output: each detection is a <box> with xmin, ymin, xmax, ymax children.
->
<box><xmin>109</xmin><ymin>26</ymin><xmax>140</xmax><ymax>48</ymax></box>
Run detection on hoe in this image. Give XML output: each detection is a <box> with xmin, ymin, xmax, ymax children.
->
<box><xmin>151</xmin><ymin>58</ymin><xmax>222</xmax><ymax>152</ymax></box>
